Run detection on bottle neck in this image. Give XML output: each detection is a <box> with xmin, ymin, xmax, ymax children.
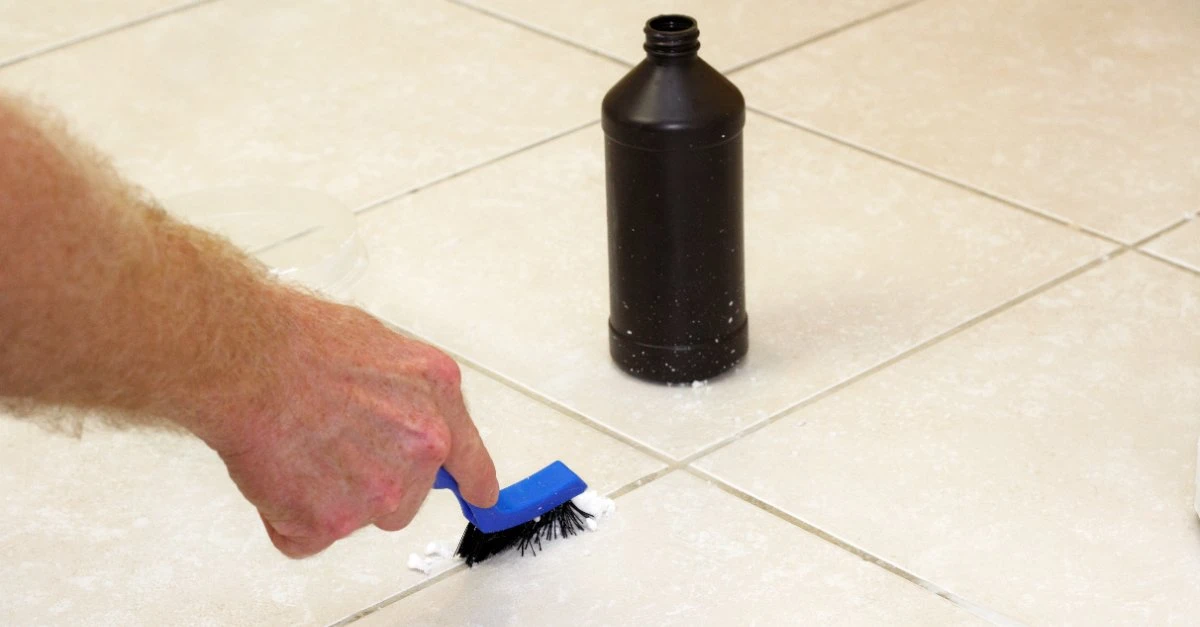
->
<box><xmin>643</xmin><ymin>14</ymin><xmax>700</xmax><ymax>59</ymax></box>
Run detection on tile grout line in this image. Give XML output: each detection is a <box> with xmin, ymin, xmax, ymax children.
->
<box><xmin>328</xmin><ymin>563</ymin><xmax>468</xmax><ymax>627</ymax></box>
<box><xmin>1129</xmin><ymin>214</ymin><xmax>1196</xmax><ymax>248</ymax></box>
<box><xmin>1127</xmin><ymin>214</ymin><xmax>1200</xmax><ymax>278</ymax></box>
<box><xmin>748</xmin><ymin>107</ymin><xmax>1127</xmax><ymax>248</ymax></box>
<box><xmin>686</xmin><ymin>465</ymin><xmax>1028</xmax><ymax>627</ymax></box>
<box><xmin>1135</xmin><ymin>248</ymin><xmax>1200</xmax><ymax>279</ymax></box>
<box><xmin>445</xmin><ymin>0</ymin><xmax>634</xmax><ymax>68</ymax></box>
<box><xmin>328</xmin><ymin>465</ymin><xmax>676</xmax><ymax>626</ymax></box>
<box><xmin>450</xmin><ymin>0</ymin><xmax>933</xmax><ymax>79</ymax></box>
<box><xmin>605</xmin><ymin>466</ymin><xmax>677</xmax><ymax>499</ymax></box>
<box><xmin>374</xmin><ymin>320</ymin><xmax>678</xmax><ymax>468</ymax></box>
<box><xmin>724</xmin><ymin>0</ymin><xmax>930</xmax><ymax>75</ymax></box>
<box><xmin>679</xmin><ymin>247</ymin><xmax>1125</xmax><ymax>467</ymax></box>
<box><xmin>0</xmin><ymin>0</ymin><xmax>220</xmax><ymax>71</ymax></box>
<box><xmin>352</xmin><ymin>119</ymin><xmax>600</xmax><ymax>217</ymax></box>
<box><xmin>252</xmin><ymin>116</ymin><xmax>598</xmax><ymax>256</ymax></box>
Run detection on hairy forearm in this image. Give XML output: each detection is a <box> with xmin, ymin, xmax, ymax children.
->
<box><xmin>0</xmin><ymin>93</ymin><xmax>294</xmax><ymax>442</ymax></box>
<box><xmin>0</xmin><ymin>94</ymin><xmax>506</xmax><ymax>557</ymax></box>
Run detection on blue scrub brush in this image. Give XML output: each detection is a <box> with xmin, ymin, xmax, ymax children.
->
<box><xmin>435</xmin><ymin>461</ymin><xmax>591</xmax><ymax>566</ymax></box>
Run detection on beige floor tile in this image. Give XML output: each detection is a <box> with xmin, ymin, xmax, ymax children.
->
<box><xmin>0</xmin><ymin>0</ymin><xmax>193</xmax><ymax>66</ymax></box>
<box><xmin>358</xmin><ymin>471</ymin><xmax>986</xmax><ymax>627</ymax></box>
<box><xmin>457</xmin><ymin>0</ymin><xmax>908</xmax><ymax>72</ymax></box>
<box><xmin>0</xmin><ymin>0</ymin><xmax>624</xmax><ymax>210</ymax></box>
<box><xmin>697</xmin><ymin>254</ymin><xmax>1200</xmax><ymax>625</ymax></box>
<box><xmin>737</xmin><ymin>0</ymin><xmax>1200</xmax><ymax>243</ymax></box>
<box><xmin>1145</xmin><ymin>218</ymin><xmax>1200</xmax><ymax>273</ymax></box>
<box><xmin>0</xmin><ymin>368</ymin><xmax>660</xmax><ymax>626</ymax></box>
<box><xmin>352</xmin><ymin>113</ymin><xmax>1112</xmax><ymax>459</ymax></box>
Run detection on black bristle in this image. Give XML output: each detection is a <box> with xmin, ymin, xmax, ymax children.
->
<box><xmin>454</xmin><ymin>501</ymin><xmax>592</xmax><ymax>567</ymax></box>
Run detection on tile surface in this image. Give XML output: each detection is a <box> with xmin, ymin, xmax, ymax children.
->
<box><xmin>457</xmin><ymin>0</ymin><xmax>909</xmax><ymax>71</ymax></box>
<box><xmin>1145</xmin><ymin>217</ymin><xmax>1200</xmax><ymax>273</ymax></box>
<box><xmin>0</xmin><ymin>368</ymin><xmax>661</xmax><ymax>626</ymax></box>
<box><xmin>698</xmin><ymin>254</ymin><xmax>1200</xmax><ymax>626</ymax></box>
<box><xmin>0</xmin><ymin>0</ymin><xmax>193</xmax><ymax>66</ymax></box>
<box><xmin>738</xmin><ymin>0</ymin><xmax>1200</xmax><ymax>243</ymax></box>
<box><xmin>6</xmin><ymin>0</ymin><xmax>1199</xmax><ymax>623</ymax></box>
<box><xmin>359</xmin><ymin>471</ymin><xmax>985</xmax><ymax>627</ymax></box>
<box><xmin>0</xmin><ymin>0</ymin><xmax>624</xmax><ymax>210</ymax></box>
<box><xmin>353</xmin><ymin>113</ymin><xmax>1111</xmax><ymax>459</ymax></box>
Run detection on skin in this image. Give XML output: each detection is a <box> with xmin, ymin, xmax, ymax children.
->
<box><xmin>0</xmin><ymin>93</ymin><xmax>499</xmax><ymax>558</ymax></box>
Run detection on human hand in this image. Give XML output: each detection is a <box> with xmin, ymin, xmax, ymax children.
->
<box><xmin>203</xmin><ymin>292</ymin><xmax>499</xmax><ymax>558</ymax></box>
<box><xmin>0</xmin><ymin>93</ymin><xmax>493</xmax><ymax>558</ymax></box>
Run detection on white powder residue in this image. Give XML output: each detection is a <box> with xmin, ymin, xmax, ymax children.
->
<box><xmin>572</xmin><ymin>490</ymin><xmax>616</xmax><ymax>522</ymax></box>
<box><xmin>406</xmin><ymin>553</ymin><xmax>433</xmax><ymax>575</ymax></box>
<box><xmin>424</xmin><ymin>542</ymin><xmax>452</xmax><ymax>558</ymax></box>
<box><xmin>408</xmin><ymin>540</ymin><xmax>456</xmax><ymax>575</ymax></box>
<box><xmin>585</xmin><ymin>518</ymin><xmax>598</xmax><ymax>531</ymax></box>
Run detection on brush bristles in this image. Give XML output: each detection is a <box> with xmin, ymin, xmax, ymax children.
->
<box><xmin>455</xmin><ymin>501</ymin><xmax>593</xmax><ymax>567</ymax></box>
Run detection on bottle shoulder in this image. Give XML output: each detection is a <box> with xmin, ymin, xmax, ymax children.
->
<box><xmin>602</xmin><ymin>57</ymin><xmax>745</xmax><ymax>150</ymax></box>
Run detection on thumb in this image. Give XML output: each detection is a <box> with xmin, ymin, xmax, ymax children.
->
<box><xmin>440</xmin><ymin>398</ymin><xmax>499</xmax><ymax>508</ymax></box>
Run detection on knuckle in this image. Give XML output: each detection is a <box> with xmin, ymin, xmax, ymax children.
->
<box><xmin>316</xmin><ymin>509</ymin><xmax>361</xmax><ymax>541</ymax></box>
<box><xmin>421</xmin><ymin>349</ymin><xmax>462</xmax><ymax>388</ymax></box>
<box><xmin>375</xmin><ymin>509</ymin><xmax>414</xmax><ymax>532</ymax></box>
<box><xmin>412</xmin><ymin>421</ymin><xmax>452</xmax><ymax>464</ymax></box>
<box><xmin>373</xmin><ymin>484</ymin><xmax>406</xmax><ymax>515</ymax></box>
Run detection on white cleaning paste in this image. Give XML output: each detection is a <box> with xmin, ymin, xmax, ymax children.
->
<box><xmin>424</xmin><ymin>542</ymin><xmax>452</xmax><ymax>559</ymax></box>
<box><xmin>572</xmin><ymin>490</ymin><xmax>616</xmax><ymax>522</ymax></box>
<box><xmin>406</xmin><ymin>553</ymin><xmax>433</xmax><ymax>575</ymax></box>
<box><xmin>407</xmin><ymin>540</ymin><xmax>456</xmax><ymax>575</ymax></box>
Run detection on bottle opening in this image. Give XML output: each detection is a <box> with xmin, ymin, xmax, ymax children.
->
<box><xmin>644</xmin><ymin>14</ymin><xmax>700</xmax><ymax>56</ymax></box>
<box><xmin>648</xmin><ymin>15</ymin><xmax>694</xmax><ymax>32</ymax></box>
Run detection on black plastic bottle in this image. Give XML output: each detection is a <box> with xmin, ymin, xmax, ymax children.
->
<box><xmin>603</xmin><ymin>14</ymin><xmax>747</xmax><ymax>384</ymax></box>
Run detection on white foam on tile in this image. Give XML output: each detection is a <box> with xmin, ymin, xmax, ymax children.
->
<box><xmin>424</xmin><ymin>542</ymin><xmax>452</xmax><ymax>559</ymax></box>
<box><xmin>572</xmin><ymin>490</ymin><xmax>616</xmax><ymax>523</ymax></box>
<box><xmin>406</xmin><ymin>553</ymin><xmax>433</xmax><ymax>575</ymax></box>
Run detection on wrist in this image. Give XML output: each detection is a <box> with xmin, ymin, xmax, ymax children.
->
<box><xmin>170</xmin><ymin>281</ymin><xmax>308</xmax><ymax>454</ymax></box>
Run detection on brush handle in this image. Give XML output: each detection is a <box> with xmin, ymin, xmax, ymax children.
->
<box><xmin>433</xmin><ymin>461</ymin><xmax>587</xmax><ymax>533</ymax></box>
<box><xmin>434</xmin><ymin>467</ymin><xmax>478</xmax><ymax>526</ymax></box>
<box><xmin>433</xmin><ymin>467</ymin><xmax>457</xmax><ymax>491</ymax></box>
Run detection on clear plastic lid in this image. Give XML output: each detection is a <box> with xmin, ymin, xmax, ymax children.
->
<box><xmin>165</xmin><ymin>186</ymin><xmax>367</xmax><ymax>299</ymax></box>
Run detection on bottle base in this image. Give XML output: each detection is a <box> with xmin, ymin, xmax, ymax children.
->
<box><xmin>609</xmin><ymin>320</ymin><xmax>749</xmax><ymax>384</ymax></box>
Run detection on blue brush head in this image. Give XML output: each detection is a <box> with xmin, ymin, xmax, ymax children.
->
<box><xmin>435</xmin><ymin>461</ymin><xmax>588</xmax><ymax>533</ymax></box>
